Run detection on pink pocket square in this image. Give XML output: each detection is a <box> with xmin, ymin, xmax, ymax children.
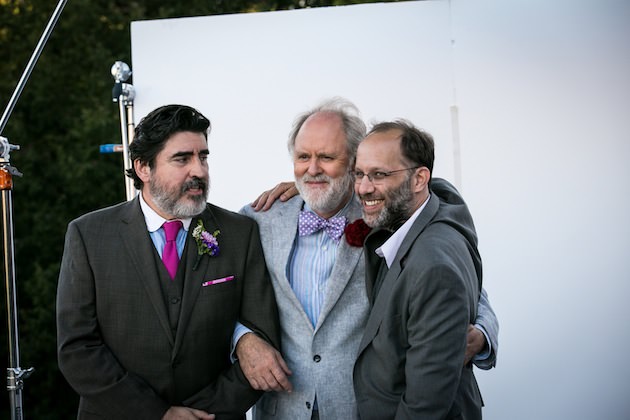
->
<box><xmin>202</xmin><ymin>275</ymin><xmax>235</xmax><ymax>287</ymax></box>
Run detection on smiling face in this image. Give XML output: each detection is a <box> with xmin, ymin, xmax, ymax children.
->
<box><xmin>355</xmin><ymin>129</ymin><xmax>429</xmax><ymax>229</ymax></box>
<box><xmin>293</xmin><ymin>112</ymin><xmax>354</xmax><ymax>219</ymax></box>
<box><xmin>135</xmin><ymin>131</ymin><xmax>210</xmax><ymax>219</ymax></box>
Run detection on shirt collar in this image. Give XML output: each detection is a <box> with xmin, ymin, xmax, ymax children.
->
<box><xmin>139</xmin><ymin>192</ymin><xmax>193</xmax><ymax>233</ymax></box>
<box><xmin>376</xmin><ymin>193</ymin><xmax>431</xmax><ymax>268</ymax></box>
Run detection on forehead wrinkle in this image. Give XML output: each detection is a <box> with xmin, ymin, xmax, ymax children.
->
<box><xmin>294</xmin><ymin>146</ymin><xmax>343</xmax><ymax>158</ymax></box>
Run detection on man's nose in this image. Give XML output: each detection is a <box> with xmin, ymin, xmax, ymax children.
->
<box><xmin>307</xmin><ymin>159</ymin><xmax>321</xmax><ymax>175</ymax></box>
<box><xmin>190</xmin><ymin>156</ymin><xmax>208</xmax><ymax>177</ymax></box>
<box><xmin>355</xmin><ymin>174</ymin><xmax>374</xmax><ymax>195</ymax></box>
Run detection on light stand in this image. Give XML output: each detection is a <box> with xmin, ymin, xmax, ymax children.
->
<box><xmin>0</xmin><ymin>1</ymin><xmax>68</xmax><ymax>418</ymax></box>
<box><xmin>110</xmin><ymin>61</ymin><xmax>137</xmax><ymax>201</ymax></box>
<box><xmin>1</xmin><ymin>138</ymin><xmax>33</xmax><ymax>420</ymax></box>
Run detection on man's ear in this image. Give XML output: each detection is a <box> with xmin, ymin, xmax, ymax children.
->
<box><xmin>134</xmin><ymin>159</ymin><xmax>151</xmax><ymax>184</ymax></box>
<box><xmin>412</xmin><ymin>167</ymin><xmax>431</xmax><ymax>193</ymax></box>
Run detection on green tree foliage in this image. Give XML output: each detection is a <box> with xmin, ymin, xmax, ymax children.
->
<box><xmin>0</xmin><ymin>0</ymin><xmax>401</xmax><ymax>417</ymax></box>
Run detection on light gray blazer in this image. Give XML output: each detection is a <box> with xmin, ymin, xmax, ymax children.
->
<box><xmin>241</xmin><ymin>196</ymin><xmax>368</xmax><ymax>420</ymax></box>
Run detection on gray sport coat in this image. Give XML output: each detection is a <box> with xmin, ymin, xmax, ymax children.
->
<box><xmin>242</xmin><ymin>196</ymin><xmax>368</xmax><ymax>420</ymax></box>
<box><xmin>354</xmin><ymin>180</ymin><xmax>483</xmax><ymax>419</ymax></box>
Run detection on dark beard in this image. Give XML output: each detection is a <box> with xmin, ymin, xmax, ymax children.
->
<box><xmin>370</xmin><ymin>175</ymin><xmax>415</xmax><ymax>231</ymax></box>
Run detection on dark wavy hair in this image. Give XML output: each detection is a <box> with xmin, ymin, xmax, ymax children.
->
<box><xmin>126</xmin><ymin>104</ymin><xmax>211</xmax><ymax>190</ymax></box>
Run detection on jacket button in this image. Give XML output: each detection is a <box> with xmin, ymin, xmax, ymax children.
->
<box><xmin>313</xmin><ymin>355</ymin><xmax>321</xmax><ymax>363</ymax></box>
<box><xmin>306</xmin><ymin>402</ymin><xmax>311</xmax><ymax>409</ymax></box>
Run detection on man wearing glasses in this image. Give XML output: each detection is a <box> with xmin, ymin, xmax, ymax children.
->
<box><xmin>353</xmin><ymin>120</ymin><xmax>484</xmax><ymax>419</ymax></box>
<box><xmin>236</xmin><ymin>99</ymin><xmax>497</xmax><ymax>419</ymax></box>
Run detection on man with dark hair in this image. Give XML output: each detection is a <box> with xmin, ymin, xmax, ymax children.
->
<box><xmin>57</xmin><ymin>104</ymin><xmax>280</xmax><ymax>420</ymax></box>
<box><xmin>353</xmin><ymin>120</ymin><xmax>483</xmax><ymax>419</ymax></box>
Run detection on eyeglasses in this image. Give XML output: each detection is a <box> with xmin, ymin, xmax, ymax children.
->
<box><xmin>352</xmin><ymin>166</ymin><xmax>421</xmax><ymax>184</ymax></box>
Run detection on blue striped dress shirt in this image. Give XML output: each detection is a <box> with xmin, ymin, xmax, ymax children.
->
<box><xmin>231</xmin><ymin>197</ymin><xmax>353</xmax><ymax>356</ymax></box>
<box><xmin>289</xmin><ymin>200</ymin><xmax>352</xmax><ymax>328</ymax></box>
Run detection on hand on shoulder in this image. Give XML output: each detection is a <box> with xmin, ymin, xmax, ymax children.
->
<box><xmin>251</xmin><ymin>182</ymin><xmax>298</xmax><ymax>212</ymax></box>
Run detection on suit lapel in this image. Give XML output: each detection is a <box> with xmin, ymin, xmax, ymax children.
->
<box><xmin>120</xmin><ymin>198</ymin><xmax>175</xmax><ymax>346</ymax></box>
<box><xmin>357</xmin><ymin>194</ymin><xmax>441</xmax><ymax>354</ymax></box>
<box><xmin>268</xmin><ymin>198</ymin><xmax>315</xmax><ymax>330</ymax></box>
<box><xmin>272</xmin><ymin>199</ymin><xmax>301</xmax><ymax>283</ymax></box>
<box><xmin>363</xmin><ymin>228</ymin><xmax>393</xmax><ymax>304</ymax></box>
<box><xmin>315</xmin><ymin>200</ymin><xmax>363</xmax><ymax>331</ymax></box>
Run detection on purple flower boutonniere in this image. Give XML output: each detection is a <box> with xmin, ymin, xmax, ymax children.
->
<box><xmin>344</xmin><ymin>218</ymin><xmax>371</xmax><ymax>247</ymax></box>
<box><xmin>192</xmin><ymin>220</ymin><xmax>220</xmax><ymax>270</ymax></box>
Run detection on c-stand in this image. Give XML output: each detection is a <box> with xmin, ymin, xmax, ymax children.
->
<box><xmin>0</xmin><ymin>1</ymin><xmax>68</xmax><ymax>419</ymax></box>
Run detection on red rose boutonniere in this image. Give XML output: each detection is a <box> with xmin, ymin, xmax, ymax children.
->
<box><xmin>344</xmin><ymin>218</ymin><xmax>371</xmax><ymax>247</ymax></box>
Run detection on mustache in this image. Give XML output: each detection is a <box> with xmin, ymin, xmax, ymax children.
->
<box><xmin>301</xmin><ymin>174</ymin><xmax>330</xmax><ymax>183</ymax></box>
<box><xmin>182</xmin><ymin>177</ymin><xmax>208</xmax><ymax>192</ymax></box>
<box><xmin>359</xmin><ymin>193</ymin><xmax>377</xmax><ymax>200</ymax></box>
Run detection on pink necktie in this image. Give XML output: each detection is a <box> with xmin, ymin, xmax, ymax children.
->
<box><xmin>162</xmin><ymin>221</ymin><xmax>182</xmax><ymax>280</ymax></box>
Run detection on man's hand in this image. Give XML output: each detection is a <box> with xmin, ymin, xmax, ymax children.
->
<box><xmin>162</xmin><ymin>406</ymin><xmax>214</xmax><ymax>420</ymax></box>
<box><xmin>464</xmin><ymin>324</ymin><xmax>487</xmax><ymax>365</ymax></box>
<box><xmin>236</xmin><ymin>332</ymin><xmax>293</xmax><ymax>392</ymax></box>
<box><xmin>251</xmin><ymin>182</ymin><xmax>298</xmax><ymax>212</ymax></box>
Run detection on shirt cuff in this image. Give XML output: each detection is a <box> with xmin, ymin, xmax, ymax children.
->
<box><xmin>230</xmin><ymin>322</ymin><xmax>253</xmax><ymax>363</ymax></box>
<box><xmin>472</xmin><ymin>323</ymin><xmax>492</xmax><ymax>361</ymax></box>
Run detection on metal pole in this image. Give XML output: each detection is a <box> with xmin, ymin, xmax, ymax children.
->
<box><xmin>0</xmin><ymin>0</ymin><xmax>69</xmax><ymax>135</ymax></box>
<box><xmin>1</xmin><ymin>139</ymin><xmax>33</xmax><ymax>420</ymax></box>
<box><xmin>111</xmin><ymin>62</ymin><xmax>136</xmax><ymax>201</ymax></box>
<box><xmin>0</xmin><ymin>2</ymin><xmax>67</xmax><ymax>417</ymax></box>
<box><xmin>125</xmin><ymin>104</ymin><xmax>136</xmax><ymax>201</ymax></box>
<box><xmin>117</xmin><ymin>99</ymin><xmax>135</xmax><ymax>201</ymax></box>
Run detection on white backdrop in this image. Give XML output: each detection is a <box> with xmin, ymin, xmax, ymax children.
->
<box><xmin>131</xmin><ymin>1</ymin><xmax>630</xmax><ymax>419</ymax></box>
<box><xmin>130</xmin><ymin>1</ymin><xmax>457</xmax><ymax>211</ymax></box>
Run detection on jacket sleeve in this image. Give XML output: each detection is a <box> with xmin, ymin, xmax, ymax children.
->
<box><xmin>396</xmin><ymin>263</ymin><xmax>472</xmax><ymax>419</ymax></box>
<box><xmin>473</xmin><ymin>287</ymin><xmax>499</xmax><ymax>370</ymax></box>
<box><xmin>56</xmin><ymin>221</ymin><xmax>170</xmax><ymax>420</ymax></box>
<box><xmin>183</xmin><ymin>217</ymin><xmax>281</xmax><ymax>418</ymax></box>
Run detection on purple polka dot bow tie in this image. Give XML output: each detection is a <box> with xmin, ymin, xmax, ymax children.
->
<box><xmin>298</xmin><ymin>210</ymin><xmax>347</xmax><ymax>241</ymax></box>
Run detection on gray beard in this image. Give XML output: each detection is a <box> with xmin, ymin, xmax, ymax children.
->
<box><xmin>149</xmin><ymin>177</ymin><xmax>208</xmax><ymax>218</ymax></box>
<box><xmin>296</xmin><ymin>172</ymin><xmax>353</xmax><ymax>216</ymax></box>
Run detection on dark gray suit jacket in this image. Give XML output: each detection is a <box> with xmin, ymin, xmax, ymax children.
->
<box><xmin>57</xmin><ymin>198</ymin><xmax>280</xmax><ymax>420</ymax></box>
<box><xmin>353</xmin><ymin>181</ymin><xmax>483</xmax><ymax>419</ymax></box>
